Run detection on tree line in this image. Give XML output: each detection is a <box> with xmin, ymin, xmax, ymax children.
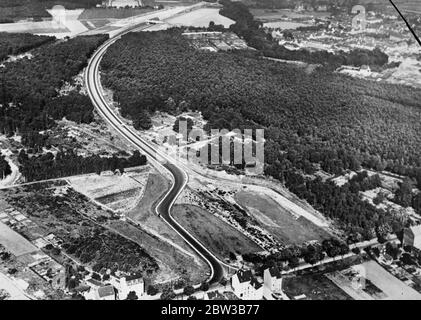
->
<box><xmin>0</xmin><ymin>155</ymin><xmax>11</xmax><ymax>179</ymax></box>
<box><xmin>0</xmin><ymin>33</ymin><xmax>54</xmax><ymax>61</ymax></box>
<box><xmin>18</xmin><ymin>149</ymin><xmax>147</xmax><ymax>182</ymax></box>
<box><xmin>0</xmin><ymin>34</ymin><xmax>108</xmax><ymax>139</ymax></box>
<box><xmin>219</xmin><ymin>0</ymin><xmax>390</xmax><ymax>69</ymax></box>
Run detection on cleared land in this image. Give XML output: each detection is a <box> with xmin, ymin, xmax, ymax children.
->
<box><xmin>326</xmin><ymin>260</ymin><xmax>421</xmax><ymax>300</ymax></box>
<box><xmin>68</xmin><ymin>166</ymin><xmax>150</xmax><ymax>212</ymax></box>
<box><xmin>166</xmin><ymin>8</ymin><xmax>235</xmax><ymax>28</ymax></box>
<box><xmin>107</xmin><ymin>220</ymin><xmax>208</xmax><ymax>284</ymax></box>
<box><xmin>127</xmin><ymin>172</ymin><xmax>210</xmax><ymax>279</ymax></box>
<box><xmin>172</xmin><ymin>204</ymin><xmax>262</xmax><ymax>262</ymax></box>
<box><xmin>235</xmin><ymin>191</ymin><xmax>330</xmax><ymax>245</ymax></box>
<box><xmin>251</xmin><ymin>8</ymin><xmax>330</xmax><ymax>20</ymax></box>
<box><xmin>78</xmin><ymin>7</ymin><xmax>154</xmax><ymax>20</ymax></box>
<box><xmin>283</xmin><ymin>273</ymin><xmax>352</xmax><ymax>300</ymax></box>
<box><xmin>361</xmin><ymin>261</ymin><xmax>421</xmax><ymax>300</ymax></box>
<box><xmin>0</xmin><ymin>222</ymin><xmax>38</xmax><ymax>257</ymax></box>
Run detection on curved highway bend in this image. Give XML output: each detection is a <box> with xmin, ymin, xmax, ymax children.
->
<box><xmin>85</xmin><ymin>24</ymin><xmax>225</xmax><ymax>284</ymax></box>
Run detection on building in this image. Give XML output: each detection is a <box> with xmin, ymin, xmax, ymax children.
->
<box><xmin>110</xmin><ymin>274</ymin><xmax>144</xmax><ymax>299</ymax></box>
<box><xmin>97</xmin><ymin>285</ymin><xmax>116</xmax><ymax>300</ymax></box>
<box><xmin>403</xmin><ymin>225</ymin><xmax>421</xmax><ymax>250</ymax></box>
<box><xmin>231</xmin><ymin>270</ymin><xmax>263</xmax><ymax>300</ymax></box>
<box><xmin>263</xmin><ymin>267</ymin><xmax>283</xmax><ymax>294</ymax></box>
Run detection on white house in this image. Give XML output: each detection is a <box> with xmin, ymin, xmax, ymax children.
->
<box><xmin>403</xmin><ymin>225</ymin><xmax>421</xmax><ymax>250</ymax></box>
<box><xmin>110</xmin><ymin>274</ymin><xmax>145</xmax><ymax>299</ymax></box>
<box><xmin>263</xmin><ymin>267</ymin><xmax>283</xmax><ymax>294</ymax></box>
<box><xmin>231</xmin><ymin>270</ymin><xmax>263</xmax><ymax>300</ymax></box>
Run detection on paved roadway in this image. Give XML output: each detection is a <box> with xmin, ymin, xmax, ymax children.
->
<box><xmin>84</xmin><ymin>20</ymin><xmax>226</xmax><ymax>284</ymax></box>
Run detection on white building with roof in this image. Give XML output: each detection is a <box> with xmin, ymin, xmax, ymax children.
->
<box><xmin>264</xmin><ymin>267</ymin><xmax>283</xmax><ymax>294</ymax></box>
<box><xmin>403</xmin><ymin>225</ymin><xmax>421</xmax><ymax>250</ymax></box>
<box><xmin>110</xmin><ymin>274</ymin><xmax>144</xmax><ymax>299</ymax></box>
<box><xmin>231</xmin><ymin>270</ymin><xmax>263</xmax><ymax>300</ymax></box>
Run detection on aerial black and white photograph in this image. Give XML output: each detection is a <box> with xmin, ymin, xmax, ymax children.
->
<box><xmin>0</xmin><ymin>0</ymin><xmax>420</xmax><ymax>310</ymax></box>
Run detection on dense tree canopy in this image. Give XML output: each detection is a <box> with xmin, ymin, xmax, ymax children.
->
<box><xmin>0</xmin><ymin>33</ymin><xmax>54</xmax><ymax>61</ymax></box>
<box><xmin>101</xmin><ymin>29</ymin><xmax>420</xmax><ymax>237</ymax></box>
<box><xmin>0</xmin><ymin>35</ymin><xmax>108</xmax><ymax>137</ymax></box>
<box><xmin>18</xmin><ymin>149</ymin><xmax>147</xmax><ymax>182</ymax></box>
<box><xmin>0</xmin><ymin>155</ymin><xmax>11</xmax><ymax>180</ymax></box>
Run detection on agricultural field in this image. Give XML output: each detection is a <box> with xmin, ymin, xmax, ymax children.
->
<box><xmin>172</xmin><ymin>204</ymin><xmax>262</xmax><ymax>262</ymax></box>
<box><xmin>234</xmin><ymin>190</ymin><xmax>331</xmax><ymax>245</ymax></box>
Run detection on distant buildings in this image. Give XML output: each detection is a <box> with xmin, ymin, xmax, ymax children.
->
<box><xmin>403</xmin><ymin>225</ymin><xmax>421</xmax><ymax>250</ymax></box>
<box><xmin>231</xmin><ymin>269</ymin><xmax>263</xmax><ymax>300</ymax></box>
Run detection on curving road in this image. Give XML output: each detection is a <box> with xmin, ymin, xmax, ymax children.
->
<box><xmin>84</xmin><ymin>23</ymin><xmax>225</xmax><ymax>284</ymax></box>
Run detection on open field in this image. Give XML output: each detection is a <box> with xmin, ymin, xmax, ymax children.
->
<box><xmin>235</xmin><ymin>190</ymin><xmax>331</xmax><ymax>245</ymax></box>
<box><xmin>251</xmin><ymin>9</ymin><xmax>330</xmax><ymax>21</ymax></box>
<box><xmin>283</xmin><ymin>273</ymin><xmax>352</xmax><ymax>300</ymax></box>
<box><xmin>68</xmin><ymin>166</ymin><xmax>150</xmax><ymax>212</ymax></box>
<box><xmin>79</xmin><ymin>7</ymin><xmax>154</xmax><ymax>20</ymax></box>
<box><xmin>166</xmin><ymin>8</ymin><xmax>235</xmax><ymax>28</ymax></box>
<box><xmin>327</xmin><ymin>260</ymin><xmax>421</xmax><ymax>300</ymax></box>
<box><xmin>0</xmin><ymin>222</ymin><xmax>38</xmax><ymax>257</ymax></box>
<box><xmin>0</xmin><ymin>21</ymin><xmax>68</xmax><ymax>34</ymax></box>
<box><xmin>172</xmin><ymin>204</ymin><xmax>262</xmax><ymax>262</ymax></box>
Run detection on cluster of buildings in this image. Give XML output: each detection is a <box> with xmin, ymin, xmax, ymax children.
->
<box><xmin>82</xmin><ymin>273</ymin><xmax>145</xmax><ymax>300</ymax></box>
<box><xmin>230</xmin><ymin>267</ymin><xmax>283</xmax><ymax>300</ymax></box>
<box><xmin>182</xmin><ymin>31</ymin><xmax>249</xmax><ymax>52</ymax></box>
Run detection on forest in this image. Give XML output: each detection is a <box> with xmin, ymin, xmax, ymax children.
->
<box><xmin>0</xmin><ymin>34</ymin><xmax>108</xmax><ymax>137</ymax></box>
<box><xmin>100</xmin><ymin>29</ymin><xmax>421</xmax><ymax>238</ymax></box>
<box><xmin>0</xmin><ymin>33</ymin><xmax>54</xmax><ymax>61</ymax></box>
<box><xmin>17</xmin><ymin>149</ymin><xmax>147</xmax><ymax>182</ymax></box>
<box><xmin>219</xmin><ymin>0</ymin><xmax>390</xmax><ymax>69</ymax></box>
<box><xmin>0</xmin><ymin>154</ymin><xmax>11</xmax><ymax>179</ymax></box>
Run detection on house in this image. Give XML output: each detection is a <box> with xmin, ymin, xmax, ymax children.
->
<box><xmin>96</xmin><ymin>285</ymin><xmax>116</xmax><ymax>300</ymax></box>
<box><xmin>110</xmin><ymin>274</ymin><xmax>144</xmax><ymax>299</ymax></box>
<box><xmin>263</xmin><ymin>267</ymin><xmax>283</xmax><ymax>294</ymax></box>
<box><xmin>86</xmin><ymin>278</ymin><xmax>103</xmax><ymax>289</ymax></box>
<box><xmin>403</xmin><ymin>225</ymin><xmax>421</xmax><ymax>250</ymax></box>
<box><xmin>231</xmin><ymin>270</ymin><xmax>263</xmax><ymax>300</ymax></box>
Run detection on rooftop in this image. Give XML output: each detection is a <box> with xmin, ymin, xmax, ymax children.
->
<box><xmin>98</xmin><ymin>285</ymin><xmax>115</xmax><ymax>298</ymax></box>
<box><xmin>235</xmin><ymin>270</ymin><xmax>253</xmax><ymax>283</ymax></box>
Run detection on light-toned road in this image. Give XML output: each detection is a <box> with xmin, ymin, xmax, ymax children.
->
<box><xmin>84</xmin><ymin>6</ymin><xmax>233</xmax><ymax>284</ymax></box>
